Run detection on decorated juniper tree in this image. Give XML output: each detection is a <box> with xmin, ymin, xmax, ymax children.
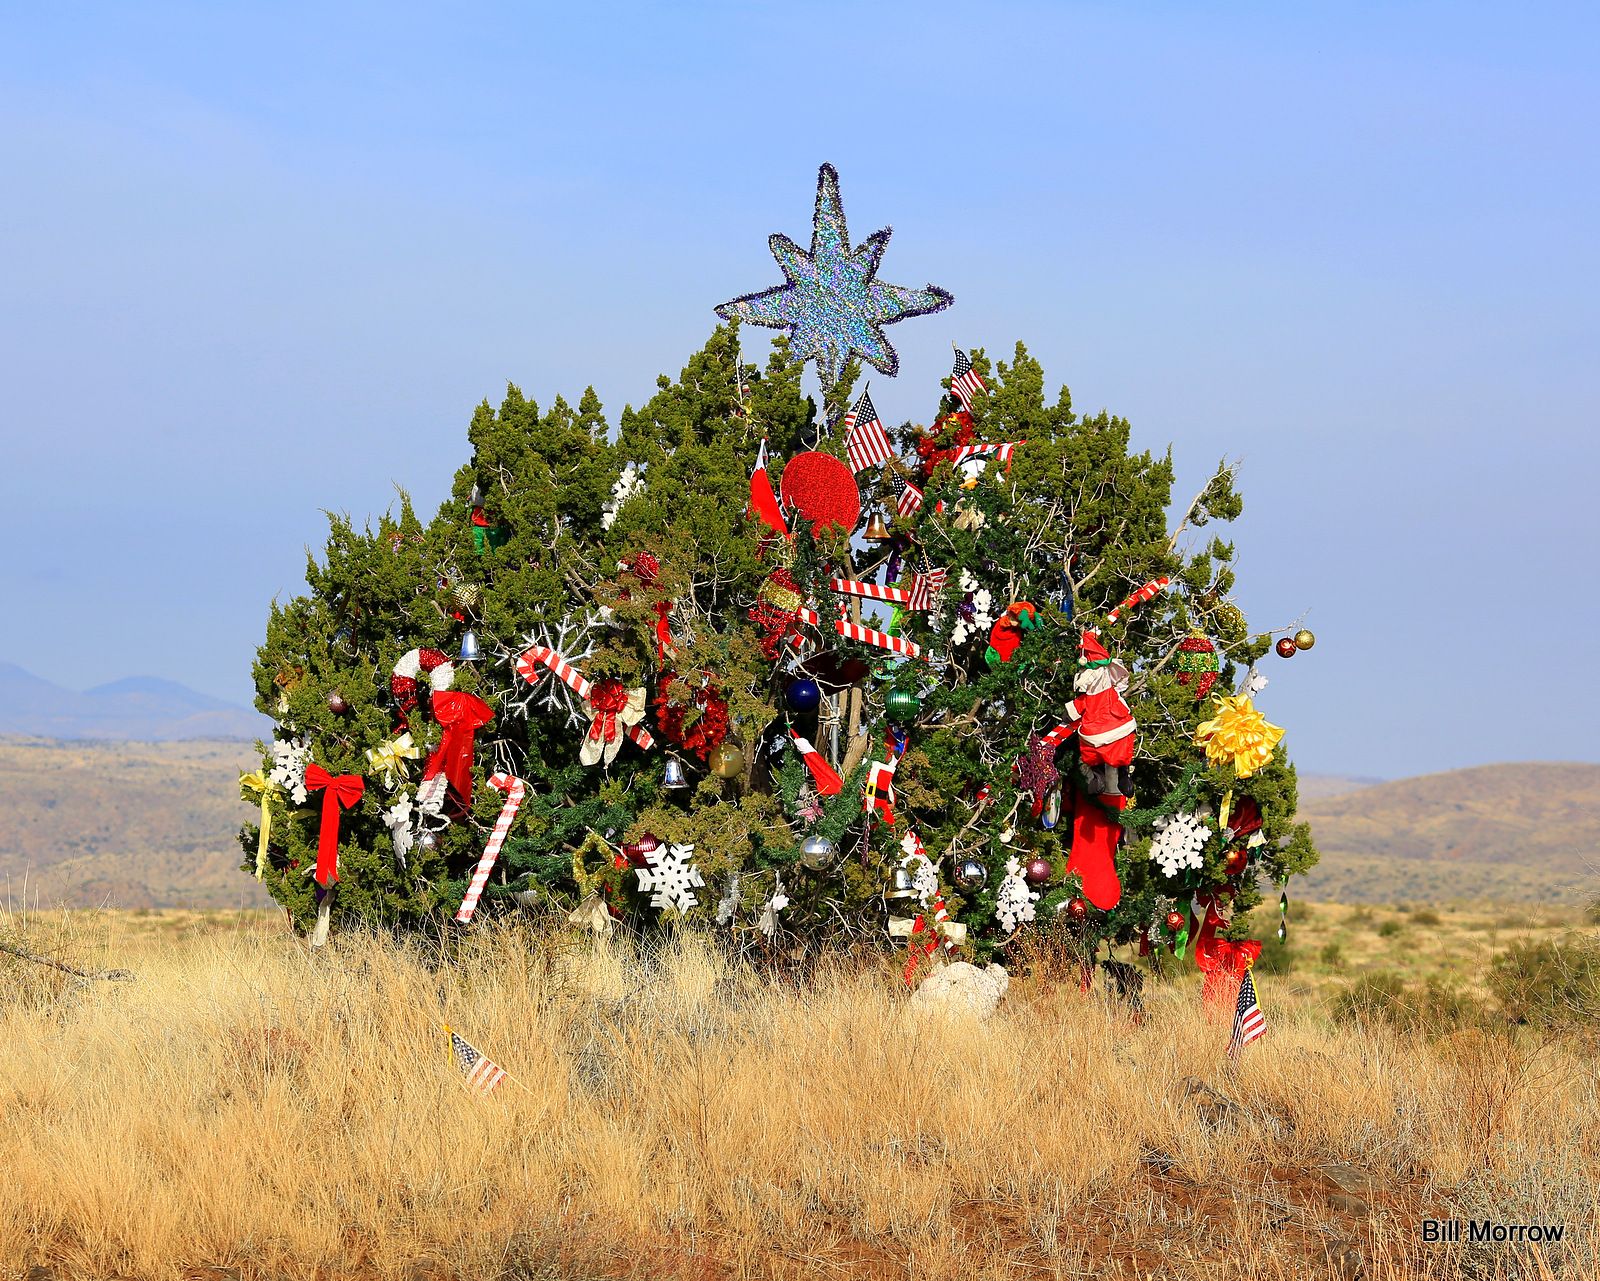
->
<box><xmin>242</xmin><ymin>164</ymin><xmax>1317</xmax><ymax>985</ymax></box>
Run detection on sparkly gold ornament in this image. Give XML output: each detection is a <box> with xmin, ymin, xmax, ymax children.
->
<box><xmin>710</xmin><ymin>742</ymin><xmax>746</xmax><ymax>779</ymax></box>
<box><xmin>1293</xmin><ymin>628</ymin><xmax>1316</xmax><ymax>651</ymax></box>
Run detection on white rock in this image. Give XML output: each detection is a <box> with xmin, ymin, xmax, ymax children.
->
<box><xmin>908</xmin><ymin>961</ymin><xmax>1009</xmax><ymax>1021</ymax></box>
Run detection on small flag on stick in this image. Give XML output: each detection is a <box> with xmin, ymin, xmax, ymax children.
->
<box><xmin>844</xmin><ymin>389</ymin><xmax>895</xmax><ymax>474</ymax></box>
<box><xmin>1226</xmin><ymin>968</ymin><xmax>1266</xmax><ymax>1061</ymax></box>
<box><xmin>950</xmin><ymin>347</ymin><xmax>987</xmax><ymax>413</ymax></box>
<box><xmin>448</xmin><ymin>1026</ymin><xmax>507</xmax><ymax>1095</ymax></box>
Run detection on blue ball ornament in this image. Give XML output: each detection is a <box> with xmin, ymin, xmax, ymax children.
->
<box><xmin>786</xmin><ymin>677</ymin><xmax>822</xmax><ymax>712</ymax></box>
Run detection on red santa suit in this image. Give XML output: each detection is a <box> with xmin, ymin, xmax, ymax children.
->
<box><xmin>1055</xmin><ymin>632</ymin><xmax>1139</xmax><ymax>912</ymax></box>
<box><xmin>1062</xmin><ymin>631</ymin><xmax>1137</xmax><ymax>769</ymax></box>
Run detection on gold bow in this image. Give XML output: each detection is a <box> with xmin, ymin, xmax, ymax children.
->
<box><xmin>239</xmin><ymin>772</ymin><xmax>279</xmax><ymax>880</ymax></box>
<box><xmin>366</xmin><ymin>732</ymin><xmax>422</xmax><ymax>789</ymax></box>
<box><xmin>1195</xmin><ymin>695</ymin><xmax>1285</xmax><ymax>780</ymax></box>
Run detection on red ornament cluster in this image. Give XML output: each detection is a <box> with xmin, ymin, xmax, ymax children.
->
<box><xmin>652</xmin><ymin>673</ymin><xmax>731</xmax><ymax>762</ymax></box>
<box><xmin>912</xmin><ymin>409</ymin><xmax>976</xmax><ymax>480</ymax></box>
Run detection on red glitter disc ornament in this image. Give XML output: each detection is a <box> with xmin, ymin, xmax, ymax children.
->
<box><xmin>1276</xmin><ymin>637</ymin><xmax>1298</xmax><ymax>658</ymax></box>
<box><xmin>779</xmin><ymin>452</ymin><xmax>860</xmax><ymax>536</ymax></box>
<box><xmin>1165</xmin><ymin>910</ymin><xmax>1186</xmax><ymax>932</ymax></box>
<box><xmin>1065</xmin><ymin>896</ymin><xmax>1089</xmax><ymax>922</ymax></box>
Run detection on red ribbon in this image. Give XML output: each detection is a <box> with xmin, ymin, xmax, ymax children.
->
<box><xmin>423</xmin><ymin>690</ymin><xmax>494</xmax><ymax>806</ymax></box>
<box><xmin>586</xmin><ymin>679</ymin><xmax>629</xmax><ymax>744</ymax></box>
<box><xmin>305</xmin><ymin>764</ymin><xmax>365</xmax><ymax>887</ymax></box>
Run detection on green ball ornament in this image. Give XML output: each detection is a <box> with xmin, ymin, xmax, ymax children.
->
<box><xmin>885</xmin><ymin>688</ymin><xmax>921</xmax><ymax>722</ymax></box>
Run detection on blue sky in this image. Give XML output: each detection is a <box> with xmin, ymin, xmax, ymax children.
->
<box><xmin>1</xmin><ymin>1</ymin><xmax>1595</xmax><ymax>777</ymax></box>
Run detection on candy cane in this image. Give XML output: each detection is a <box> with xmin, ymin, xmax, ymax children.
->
<box><xmin>1105</xmin><ymin>576</ymin><xmax>1171</xmax><ymax>625</ymax></box>
<box><xmin>830</xmin><ymin>577</ymin><xmax>912</xmax><ymax>605</ymax></box>
<box><xmin>454</xmin><ymin>773</ymin><xmax>527</xmax><ymax>923</ymax></box>
<box><xmin>835</xmin><ymin>619</ymin><xmax>924</xmax><ymax>660</ymax></box>
<box><xmin>1039</xmin><ymin>722</ymin><xmax>1076</xmax><ymax>749</ymax></box>
<box><xmin>949</xmin><ymin>441</ymin><xmax>1024</xmax><ymax>464</ymax></box>
<box><xmin>515</xmin><ymin>645</ymin><xmax>654</xmax><ymax>751</ymax></box>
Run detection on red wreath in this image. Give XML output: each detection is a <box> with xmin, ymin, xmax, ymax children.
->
<box><xmin>652</xmin><ymin>673</ymin><xmax>731</xmax><ymax>762</ymax></box>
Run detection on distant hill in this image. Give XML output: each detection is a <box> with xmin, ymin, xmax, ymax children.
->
<box><xmin>1296</xmin><ymin>762</ymin><xmax>1600</xmax><ymax>906</ymax></box>
<box><xmin>2</xmin><ymin>738</ymin><xmax>1594</xmax><ymax>912</ymax></box>
<box><xmin>0</xmin><ymin>737</ymin><xmax>271</xmax><ymax>910</ymax></box>
<box><xmin>0</xmin><ymin>663</ymin><xmax>269</xmax><ymax>741</ymax></box>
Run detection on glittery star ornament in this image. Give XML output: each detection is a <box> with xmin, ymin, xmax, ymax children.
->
<box><xmin>715</xmin><ymin>164</ymin><xmax>954</xmax><ymax>389</ymax></box>
<box><xmin>1015</xmin><ymin>734</ymin><xmax>1059</xmax><ymax>818</ymax></box>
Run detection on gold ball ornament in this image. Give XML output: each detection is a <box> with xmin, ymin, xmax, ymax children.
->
<box><xmin>709</xmin><ymin>742</ymin><xmax>746</xmax><ymax>779</ymax></box>
<box><xmin>1293</xmin><ymin>628</ymin><xmax>1316</xmax><ymax>651</ymax></box>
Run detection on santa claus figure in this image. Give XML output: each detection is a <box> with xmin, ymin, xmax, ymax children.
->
<box><xmin>1062</xmin><ymin>631</ymin><xmax>1137</xmax><ymax>798</ymax></box>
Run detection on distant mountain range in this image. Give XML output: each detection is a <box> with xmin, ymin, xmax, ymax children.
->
<box><xmin>1</xmin><ymin>731</ymin><xmax>1593</xmax><ymax>912</ymax></box>
<box><xmin>0</xmin><ymin>663</ymin><xmax>269</xmax><ymax>741</ymax></box>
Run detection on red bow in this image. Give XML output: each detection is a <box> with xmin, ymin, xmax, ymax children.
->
<box><xmin>423</xmin><ymin>690</ymin><xmax>494</xmax><ymax>807</ymax></box>
<box><xmin>305</xmin><ymin>764</ymin><xmax>365</xmax><ymax>887</ymax></box>
<box><xmin>586</xmin><ymin>679</ymin><xmax>629</xmax><ymax>744</ymax></box>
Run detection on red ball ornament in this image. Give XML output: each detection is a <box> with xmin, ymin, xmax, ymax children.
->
<box><xmin>1165</xmin><ymin>910</ymin><xmax>1186</xmax><ymax>933</ymax></box>
<box><xmin>779</xmin><ymin>452</ymin><xmax>860</xmax><ymax>537</ymax></box>
<box><xmin>621</xmin><ymin>833</ymin><xmax>660</xmax><ymax>868</ymax></box>
<box><xmin>1223</xmin><ymin>848</ymin><xmax>1250</xmax><ymax>877</ymax></box>
<box><xmin>1276</xmin><ymin>637</ymin><xmax>1298</xmax><ymax>658</ymax></box>
<box><xmin>1024</xmin><ymin>857</ymin><xmax>1052</xmax><ymax>886</ymax></box>
<box><xmin>1066</xmin><ymin>896</ymin><xmax>1089</xmax><ymax>922</ymax></box>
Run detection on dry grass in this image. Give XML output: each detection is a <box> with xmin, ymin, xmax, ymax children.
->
<box><xmin>1</xmin><ymin>910</ymin><xmax>1597</xmax><ymax>1281</ymax></box>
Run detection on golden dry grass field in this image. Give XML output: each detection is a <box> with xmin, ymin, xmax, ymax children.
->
<box><xmin>3</xmin><ymin>904</ymin><xmax>1598</xmax><ymax>1281</ymax></box>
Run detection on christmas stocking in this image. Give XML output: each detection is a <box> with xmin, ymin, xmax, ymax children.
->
<box><xmin>1068</xmin><ymin>784</ymin><xmax>1124</xmax><ymax>911</ymax></box>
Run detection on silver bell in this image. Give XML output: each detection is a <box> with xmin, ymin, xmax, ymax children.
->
<box><xmin>663</xmin><ymin>757</ymin><xmax>689</xmax><ymax>789</ymax></box>
<box><xmin>458</xmin><ymin>630</ymin><xmax>482</xmax><ymax>661</ymax></box>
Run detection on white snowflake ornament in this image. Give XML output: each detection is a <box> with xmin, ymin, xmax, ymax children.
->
<box><xmin>996</xmin><ymin>855</ymin><xmax>1039</xmax><ymax>934</ymax></box>
<box><xmin>1150</xmin><ymin>810</ymin><xmax>1211</xmax><ymax>878</ymax></box>
<box><xmin>267</xmin><ymin>737</ymin><xmax>312</xmax><ymax>805</ymax></box>
<box><xmin>635</xmin><ymin>841</ymin><xmax>705</xmax><ymax>912</ymax></box>
<box><xmin>600</xmin><ymin>462</ymin><xmax>644</xmax><ymax>530</ymax></box>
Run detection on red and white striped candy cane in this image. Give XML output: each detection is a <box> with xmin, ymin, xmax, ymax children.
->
<box><xmin>1105</xmin><ymin>576</ymin><xmax>1171</xmax><ymax>625</ymax></box>
<box><xmin>515</xmin><ymin>645</ymin><xmax>593</xmax><ymax>700</ymax></box>
<box><xmin>949</xmin><ymin>440</ymin><xmax>1025</xmax><ymax>464</ymax></box>
<box><xmin>835</xmin><ymin>619</ymin><xmax>924</xmax><ymax>660</ymax></box>
<box><xmin>454</xmin><ymin>773</ymin><xmax>527</xmax><ymax>923</ymax></box>
<box><xmin>514</xmin><ymin>645</ymin><xmax>654</xmax><ymax>751</ymax></box>
<box><xmin>829</xmin><ymin>577</ymin><xmax>913</xmax><ymax>605</ymax></box>
<box><xmin>931</xmin><ymin>893</ymin><xmax>957</xmax><ymax>952</ymax></box>
<box><xmin>1039</xmin><ymin>722</ymin><xmax>1076</xmax><ymax>749</ymax></box>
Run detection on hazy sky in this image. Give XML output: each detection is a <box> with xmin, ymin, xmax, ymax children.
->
<box><xmin>2</xmin><ymin>2</ymin><xmax>1596</xmax><ymax>777</ymax></box>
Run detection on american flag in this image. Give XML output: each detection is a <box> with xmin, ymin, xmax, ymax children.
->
<box><xmin>908</xmin><ymin>566</ymin><xmax>947</xmax><ymax>611</ymax></box>
<box><xmin>950</xmin><ymin>347</ymin><xmax>987</xmax><ymax>413</ymax></box>
<box><xmin>890</xmin><ymin>473</ymin><xmax>925</xmax><ymax>518</ymax></box>
<box><xmin>844</xmin><ymin>389</ymin><xmax>895</xmax><ymax>474</ymax></box>
<box><xmin>449</xmin><ymin>1027</ymin><xmax>507</xmax><ymax>1094</ymax></box>
<box><xmin>1227</xmin><ymin>969</ymin><xmax>1266</xmax><ymax>1060</ymax></box>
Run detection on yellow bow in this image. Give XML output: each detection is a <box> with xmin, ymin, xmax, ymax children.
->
<box><xmin>239</xmin><ymin>772</ymin><xmax>278</xmax><ymax>880</ymax></box>
<box><xmin>1195</xmin><ymin>695</ymin><xmax>1285</xmax><ymax>780</ymax></box>
<box><xmin>366</xmin><ymin>732</ymin><xmax>422</xmax><ymax>789</ymax></box>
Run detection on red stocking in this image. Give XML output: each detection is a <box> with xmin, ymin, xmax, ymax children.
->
<box><xmin>1068</xmin><ymin>784</ymin><xmax>1124</xmax><ymax>910</ymax></box>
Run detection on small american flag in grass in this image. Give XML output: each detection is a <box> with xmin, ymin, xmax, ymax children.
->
<box><xmin>1227</xmin><ymin>969</ymin><xmax>1266</xmax><ymax>1061</ymax></box>
<box><xmin>950</xmin><ymin>347</ymin><xmax>987</xmax><ymax>413</ymax></box>
<box><xmin>448</xmin><ymin>1027</ymin><xmax>507</xmax><ymax>1095</ymax></box>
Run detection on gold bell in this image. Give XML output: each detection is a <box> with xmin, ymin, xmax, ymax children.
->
<box><xmin>863</xmin><ymin>510</ymin><xmax>891</xmax><ymax>542</ymax></box>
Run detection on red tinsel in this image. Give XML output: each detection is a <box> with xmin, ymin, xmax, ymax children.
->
<box><xmin>912</xmin><ymin>410</ymin><xmax>976</xmax><ymax>480</ymax></box>
<box><xmin>652</xmin><ymin>673</ymin><xmax>730</xmax><ymax>762</ymax></box>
